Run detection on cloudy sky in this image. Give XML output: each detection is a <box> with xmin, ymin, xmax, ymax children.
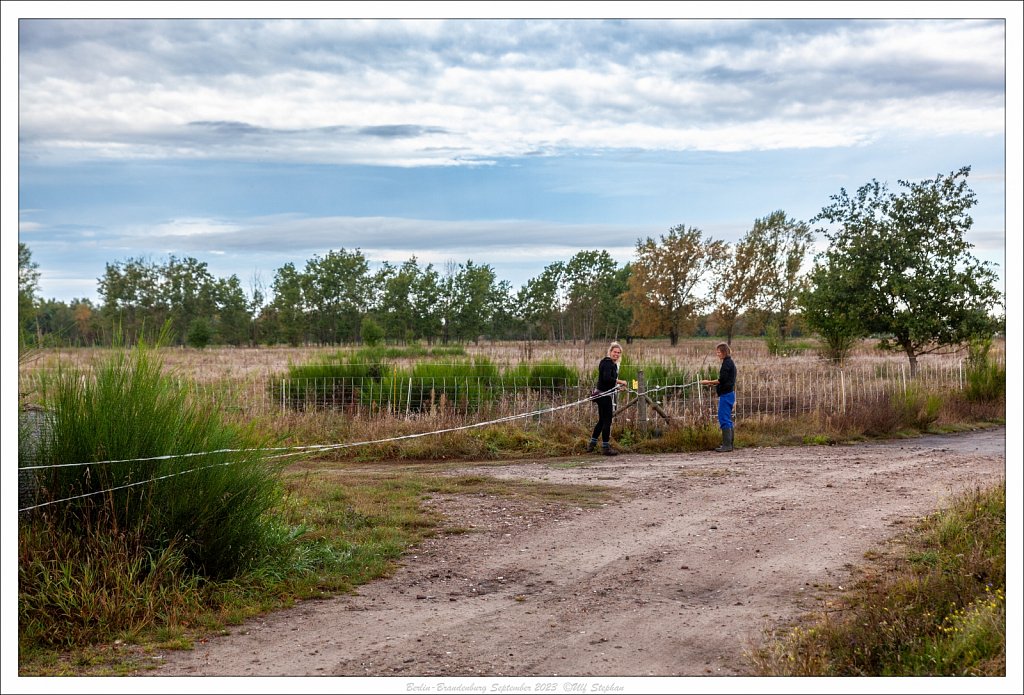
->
<box><xmin>7</xmin><ymin>5</ymin><xmax>1021</xmax><ymax>306</ymax></box>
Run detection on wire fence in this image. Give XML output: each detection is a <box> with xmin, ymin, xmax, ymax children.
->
<box><xmin>163</xmin><ymin>357</ymin><xmax>988</xmax><ymax>428</ymax></box>
<box><xmin>17</xmin><ymin>354</ymin><xmax>1000</xmax><ymax>516</ymax></box>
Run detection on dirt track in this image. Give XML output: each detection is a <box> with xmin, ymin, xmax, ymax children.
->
<box><xmin>147</xmin><ymin>427</ymin><xmax>1005</xmax><ymax>678</ymax></box>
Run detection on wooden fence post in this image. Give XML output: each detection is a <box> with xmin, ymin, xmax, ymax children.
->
<box><xmin>637</xmin><ymin>369</ymin><xmax>648</xmax><ymax>431</ymax></box>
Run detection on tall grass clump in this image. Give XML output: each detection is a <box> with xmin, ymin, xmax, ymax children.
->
<box><xmin>287</xmin><ymin>350</ymin><xmax>387</xmax><ymax>381</ymax></box>
<box><xmin>19</xmin><ymin>521</ymin><xmax>206</xmax><ymax>649</ymax></box>
<box><xmin>750</xmin><ymin>481</ymin><xmax>1005</xmax><ymax>676</ymax></box>
<box><xmin>273</xmin><ymin>346</ymin><xmax>473</xmax><ymax>410</ymax></box>
<box><xmin>895</xmin><ymin>386</ymin><xmax>943</xmax><ymax>431</ymax></box>
<box><xmin>26</xmin><ymin>338</ymin><xmax>285</xmax><ymax>579</ymax></box>
<box><xmin>507</xmin><ymin>362</ymin><xmax>581</xmax><ymax>392</ymax></box>
<box><xmin>372</xmin><ymin>343</ymin><xmax>467</xmax><ymax>359</ymax></box>
<box><xmin>428</xmin><ymin>345</ymin><xmax>469</xmax><ymax>357</ymax></box>
<box><xmin>274</xmin><ymin>349</ymin><xmax>388</xmax><ymax>409</ymax></box>
<box><xmin>400</xmin><ymin>357</ymin><xmax>501</xmax><ymax>412</ymax></box>
<box><xmin>832</xmin><ymin>387</ymin><xmax>944</xmax><ymax>437</ymax></box>
<box><xmin>964</xmin><ymin>338</ymin><xmax>1005</xmax><ymax>403</ymax></box>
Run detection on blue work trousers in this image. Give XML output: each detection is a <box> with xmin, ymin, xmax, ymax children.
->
<box><xmin>717</xmin><ymin>391</ymin><xmax>735</xmax><ymax>430</ymax></box>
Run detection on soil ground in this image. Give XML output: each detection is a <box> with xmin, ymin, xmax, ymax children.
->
<box><xmin>145</xmin><ymin>427</ymin><xmax>1006</xmax><ymax>679</ymax></box>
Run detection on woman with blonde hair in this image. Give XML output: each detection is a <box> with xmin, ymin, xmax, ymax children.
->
<box><xmin>587</xmin><ymin>342</ymin><xmax>627</xmax><ymax>455</ymax></box>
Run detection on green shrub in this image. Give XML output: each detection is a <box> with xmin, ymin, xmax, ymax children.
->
<box><xmin>764</xmin><ymin>323</ymin><xmax>784</xmax><ymax>356</ymax></box>
<box><xmin>31</xmin><ymin>339</ymin><xmax>285</xmax><ymax>579</ymax></box>
<box><xmin>425</xmin><ymin>345</ymin><xmax>467</xmax><ymax>357</ymax></box>
<box><xmin>897</xmin><ymin>387</ymin><xmax>943</xmax><ymax>430</ymax></box>
<box><xmin>360</xmin><ymin>317</ymin><xmax>385</xmax><ymax>347</ymax></box>
<box><xmin>275</xmin><ymin>350</ymin><xmax>389</xmax><ymax>408</ymax></box>
<box><xmin>615</xmin><ymin>355</ymin><xmax>694</xmax><ymax>390</ymax></box>
<box><xmin>401</xmin><ymin>358</ymin><xmax>501</xmax><ymax>412</ymax></box>
<box><xmin>186</xmin><ymin>318</ymin><xmax>213</xmax><ymax>349</ymax></box>
<box><xmin>965</xmin><ymin>361</ymin><xmax>1005</xmax><ymax>402</ymax></box>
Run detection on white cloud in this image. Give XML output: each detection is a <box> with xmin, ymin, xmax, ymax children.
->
<box><xmin>140</xmin><ymin>218</ymin><xmax>244</xmax><ymax>238</ymax></box>
<box><xmin>121</xmin><ymin>215</ymin><xmax>659</xmax><ymax>255</ymax></box>
<box><xmin>17</xmin><ymin>18</ymin><xmax>1007</xmax><ymax>166</ymax></box>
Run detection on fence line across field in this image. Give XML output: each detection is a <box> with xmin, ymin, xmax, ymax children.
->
<box><xmin>18</xmin><ymin>356</ymin><xmax>987</xmax><ymax>513</ymax></box>
<box><xmin>176</xmin><ymin>359</ymin><xmax>978</xmax><ymax>423</ymax></box>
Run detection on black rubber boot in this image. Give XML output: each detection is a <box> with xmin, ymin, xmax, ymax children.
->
<box><xmin>714</xmin><ymin>428</ymin><xmax>734</xmax><ymax>452</ymax></box>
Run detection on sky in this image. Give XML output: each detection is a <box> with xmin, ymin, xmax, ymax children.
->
<box><xmin>6</xmin><ymin>4</ymin><xmax>1020</xmax><ymax>309</ymax></box>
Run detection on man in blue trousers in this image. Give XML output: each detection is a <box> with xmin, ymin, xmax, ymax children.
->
<box><xmin>700</xmin><ymin>342</ymin><xmax>736</xmax><ymax>452</ymax></box>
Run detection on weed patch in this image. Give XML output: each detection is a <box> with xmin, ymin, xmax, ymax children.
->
<box><xmin>749</xmin><ymin>481</ymin><xmax>1006</xmax><ymax>676</ymax></box>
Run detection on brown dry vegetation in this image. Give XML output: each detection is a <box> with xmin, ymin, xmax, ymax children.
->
<box><xmin>21</xmin><ymin>336</ymin><xmax>1004</xmax><ymax>377</ymax></box>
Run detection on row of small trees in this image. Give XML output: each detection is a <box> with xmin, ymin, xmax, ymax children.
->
<box><xmin>19</xmin><ymin>167</ymin><xmax>1003</xmax><ymax>368</ymax></box>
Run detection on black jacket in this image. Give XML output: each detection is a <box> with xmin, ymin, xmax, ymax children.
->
<box><xmin>596</xmin><ymin>356</ymin><xmax>619</xmax><ymax>393</ymax></box>
<box><xmin>717</xmin><ymin>356</ymin><xmax>736</xmax><ymax>396</ymax></box>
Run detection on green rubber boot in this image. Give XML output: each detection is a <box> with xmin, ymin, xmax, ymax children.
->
<box><xmin>714</xmin><ymin>427</ymin><xmax>734</xmax><ymax>452</ymax></box>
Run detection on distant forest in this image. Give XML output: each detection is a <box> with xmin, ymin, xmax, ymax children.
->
<box><xmin>18</xmin><ymin>168</ymin><xmax>1004</xmax><ymax>369</ymax></box>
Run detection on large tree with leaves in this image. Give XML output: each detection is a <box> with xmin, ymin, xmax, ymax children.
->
<box><xmin>266</xmin><ymin>262</ymin><xmax>306</xmax><ymax>346</ymax></box>
<box><xmin>799</xmin><ymin>262</ymin><xmax>867</xmax><ymax>364</ymax></box>
<box><xmin>411</xmin><ymin>262</ymin><xmax>443</xmax><ymax>343</ymax></box>
<box><xmin>563</xmin><ymin>250</ymin><xmax>620</xmax><ymax>343</ymax></box>
<box><xmin>302</xmin><ymin>248</ymin><xmax>371</xmax><ymax>344</ymax></box>
<box><xmin>163</xmin><ymin>255</ymin><xmax>219</xmax><ymax>343</ymax></box>
<box><xmin>624</xmin><ymin>225</ymin><xmax>727</xmax><ymax>345</ymax></box>
<box><xmin>445</xmin><ymin>260</ymin><xmax>504</xmax><ymax>343</ymax></box>
<box><xmin>757</xmin><ymin>211</ymin><xmax>813</xmax><ymax>340</ymax></box>
<box><xmin>517</xmin><ymin>262</ymin><xmax>566</xmax><ymax>341</ymax></box>
<box><xmin>710</xmin><ymin>219</ymin><xmax>776</xmax><ymax>345</ymax></box>
<box><xmin>375</xmin><ymin>259</ymin><xmax>416</xmax><ymax>342</ymax></box>
<box><xmin>97</xmin><ymin>256</ymin><xmax>165</xmax><ymax>342</ymax></box>
<box><xmin>808</xmin><ymin>166</ymin><xmax>1001</xmax><ymax>374</ymax></box>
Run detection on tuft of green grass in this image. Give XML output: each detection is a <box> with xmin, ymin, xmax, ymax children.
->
<box><xmin>28</xmin><ymin>337</ymin><xmax>285</xmax><ymax>580</ymax></box>
<box><xmin>18</xmin><ymin>520</ymin><xmax>207</xmax><ymax>650</ymax></box>
<box><xmin>964</xmin><ymin>360</ymin><xmax>1005</xmax><ymax>403</ymax></box>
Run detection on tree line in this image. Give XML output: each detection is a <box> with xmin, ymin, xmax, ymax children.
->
<box><xmin>19</xmin><ymin>167</ymin><xmax>1003</xmax><ymax>369</ymax></box>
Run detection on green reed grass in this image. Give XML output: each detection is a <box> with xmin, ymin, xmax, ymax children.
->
<box><xmin>27</xmin><ymin>339</ymin><xmax>285</xmax><ymax>579</ymax></box>
<box><xmin>18</xmin><ymin>521</ymin><xmax>205</xmax><ymax>650</ymax></box>
<box><xmin>965</xmin><ymin>360</ymin><xmax>1005</xmax><ymax>402</ymax></box>
<box><xmin>506</xmin><ymin>361</ymin><xmax>581</xmax><ymax>391</ymax></box>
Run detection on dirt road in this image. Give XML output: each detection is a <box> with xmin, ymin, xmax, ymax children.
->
<box><xmin>148</xmin><ymin>427</ymin><xmax>1005</xmax><ymax>678</ymax></box>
